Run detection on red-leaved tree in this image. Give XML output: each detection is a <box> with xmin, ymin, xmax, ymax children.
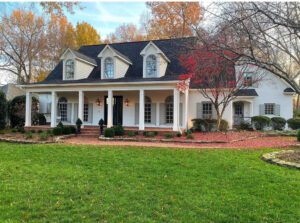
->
<box><xmin>179</xmin><ymin>44</ymin><xmax>263</xmax><ymax>130</ymax></box>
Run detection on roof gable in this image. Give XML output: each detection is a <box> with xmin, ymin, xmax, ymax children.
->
<box><xmin>97</xmin><ymin>45</ymin><xmax>132</xmax><ymax>65</ymax></box>
<box><xmin>60</xmin><ymin>48</ymin><xmax>97</xmax><ymax>66</ymax></box>
<box><xmin>140</xmin><ymin>41</ymin><xmax>170</xmax><ymax>62</ymax></box>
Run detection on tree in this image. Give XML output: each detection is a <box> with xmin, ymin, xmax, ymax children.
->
<box><xmin>179</xmin><ymin>43</ymin><xmax>263</xmax><ymax>130</ymax></box>
<box><xmin>105</xmin><ymin>23</ymin><xmax>144</xmax><ymax>43</ymax></box>
<box><xmin>201</xmin><ymin>2</ymin><xmax>300</xmax><ymax>89</ymax></box>
<box><xmin>39</xmin><ymin>2</ymin><xmax>81</xmax><ymax>17</ymax></box>
<box><xmin>146</xmin><ymin>2</ymin><xmax>203</xmax><ymax>39</ymax></box>
<box><xmin>75</xmin><ymin>22</ymin><xmax>101</xmax><ymax>47</ymax></box>
<box><xmin>0</xmin><ymin>10</ymin><xmax>47</xmax><ymax>84</ymax></box>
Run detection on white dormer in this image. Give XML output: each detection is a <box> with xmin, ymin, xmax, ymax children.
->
<box><xmin>98</xmin><ymin>45</ymin><xmax>132</xmax><ymax>79</ymax></box>
<box><xmin>140</xmin><ymin>41</ymin><xmax>170</xmax><ymax>78</ymax></box>
<box><xmin>60</xmin><ymin>48</ymin><xmax>97</xmax><ymax>81</ymax></box>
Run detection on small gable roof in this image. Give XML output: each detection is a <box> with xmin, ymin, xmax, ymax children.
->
<box><xmin>98</xmin><ymin>45</ymin><xmax>132</xmax><ymax>65</ymax></box>
<box><xmin>140</xmin><ymin>41</ymin><xmax>170</xmax><ymax>62</ymax></box>
<box><xmin>61</xmin><ymin>48</ymin><xmax>97</xmax><ymax>66</ymax></box>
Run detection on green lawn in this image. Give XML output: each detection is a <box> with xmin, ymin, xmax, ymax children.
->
<box><xmin>0</xmin><ymin>143</ymin><xmax>299</xmax><ymax>222</ymax></box>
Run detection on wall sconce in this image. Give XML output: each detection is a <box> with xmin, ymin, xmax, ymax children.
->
<box><xmin>96</xmin><ymin>98</ymin><xmax>102</xmax><ymax>106</ymax></box>
<box><xmin>124</xmin><ymin>98</ymin><xmax>129</xmax><ymax>106</ymax></box>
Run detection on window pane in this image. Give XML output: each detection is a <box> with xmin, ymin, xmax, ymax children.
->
<box><xmin>202</xmin><ymin>103</ymin><xmax>212</xmax><ymax>119</ymax></box>
<box><xmin>264</xmin><ymin>103</ymin><xmax>274</xmax><ymax>115</ymax></box>
<box><xmin>84</xmin><ymin>104</ymin><xmax>89</xmax><ymax>122</ymax></box>
<box><xmin>104</xmin><ymin>58</ymin><xmax>114</xmax><ymax>78</ymax></box>
<box><xmin>65</xmin><ymin>60</ymin><xmax>74</xmax><ymax>79</ymax></box>
<box><xmin>146</xmin><ymin>55</ymin><xmax>157</xmax><ymax>76</ymax></box>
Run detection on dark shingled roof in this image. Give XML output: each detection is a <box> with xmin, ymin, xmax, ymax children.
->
<box><xmin>109</xmin><ymin>45</ymin><xmax>132</xmax><ymax>64</ymax></box>
<box><xmin>284</xmin><ymin>87</ymin><xmax>295</xmax><ymax>93</ymax></box>
<box><xmin>234</xmin><ymin>89</ymin><xmax>258</xmax><ymax>96</ymax></box>
<box><xmin>41</xmin><ymin>37</ymin><xmax>196</xmax><ymax>85</ymax></box>
<box><xmin>69</xmin><ymin>49</ymin><xmax>97</xmax><ymax>65</ymax></box>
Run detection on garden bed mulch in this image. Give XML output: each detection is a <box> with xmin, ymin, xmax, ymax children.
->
<box><xmin>262</xmin><ymin>149</ymin><xmax>300</xmax><ymax>169</ymax></box>
<box><xmin>0</xmin><ymin>133</ymin><xmax>75</xmax><ymax>144</ymax></box>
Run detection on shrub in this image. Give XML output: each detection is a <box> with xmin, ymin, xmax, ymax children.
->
<box><xmin>31</xmin><ymin>129</ymin><xmax>36</xmax><ymax>133</ymax></box>
<box><xmin>127</xmin><ymin>131</ymin><xmax>136</xmax><ymax>137</ymax></box>
<box><xmin>237</xmin><ymin>121</ymin><xmax>252</xmax><ymax>131</ymax></box>
<box><xmin>153</xmin><ymin>131</ymin><xmax>158</xmax><ymax>136</ymax></box>
<box><xmin>113</xmin><ymin>125</ymin><xmax>124</xmax><ymax>136</ymax></box>
<box><xmin>104</xmin><ymin>128</ymin><xmax>115</xmax><ymax>138</ymax></box>
<box><xmin>192</xmin><ymin>119</ymin><xmax>218</xmax><ymax>132</ymax></box>
<box><xmin>47</xmin><ymin>129</ymin><xmax>52</xmax><ymax>134</ymax></box>
<box><xmin>0</xmin><ymin>92</ymin><xmax>7</xmax><ymax>130</ymax></box>
<box><xmin>17</xmin><ymin>127</ymin><xmax>25</xmax><ymax>133</ymax></box>
<box><xmin>186</xmin><ymin>134</ymin><xmax>194</xmax><ymax>139</ymax></box>
<box><xmin>176</xmin><ymin>132</ymin><xmax>182</xmax><ymax>137</ymax></box>
<box><xmin>297</xmin><ymin>130</ymin><xmax>300</xmax><ymax>142</ymax></box>
<box><xmin>219</xmin><ymin>119</ymin><xmax>229</xmax><ymax>132</ymax></box>
<box><xmin>38</xmin><ymin>113</ymin><xmax>46</xmax><ymax>125</ymax></box>
<box><xmin>164</xmin><ymin>133</ymin><xmax>174</xmax><ymax>139</ymax></box>
<box><xmin>39</xmin><ymin>132</ymin><xmax>49</xmax><ymax>141</ymax></box>
<box><xmin>191</xmin><ymin>119</ymin><xmax>205</xmax><ymax>132</ymax></box>
<box><xmin>185</xmin><ymin>129</ymin><xmax>193</xmax><ymax>135</ymax></box>
<box><xmin>143</xmin><ymin>131</ymin><xmax>156</xmax><ymax>137</ymax></box>
<box><xmin>8</xmin><ymin>95</ymin><xmax>38</xmax><ymax>128</ymax></box>
<box><xmin>271</xmin><ymin>117</ymin><xmax>286</xmax><ymax>130</ymax></box>
<box><xmin>38</xmin><ymin>130</ymin><xmax>43</xmax><ymax>133</ymax></box>
<box><xmin>11</xmin><ymin>128</ymin><xmax>17</xmax><ymax>133</ymax></box>
<box><xmin>52</xmin><ymin>127</ymin><xmax>63</xmax><ymax>136</ymax></box>
<box><xmin>24</xmin><ymin>131</ymin><xmax>33</xmax><ymax>139</ymax></box>
<box><xmin>57</xmin><ymin>121</ymin><xmax>64</xmax><ymax>128</ymax></box>
<box><xmin>68</xmin><ymin>126</ymin><xmax>77</xmax><ymax>134</ymax></box>
<box><xmin>287</xmin><ymin>118</ymin><xmax>300</xmax><ymax>130</ymax></box>
<box><xmin>62</xmin><ymin>126</ymin><xmax>71</xmax><ymax>135</ymax></box>
<box><xmin>251</xmin><ymin>116</ymin><xmax>271</xmax><ymax>130</ymax></box>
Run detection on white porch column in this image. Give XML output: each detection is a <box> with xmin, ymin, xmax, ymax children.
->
<box><xmin>78</xmin><ymin>90</ymin><xmax>84</xmax><ymax>127</ymax></box>
<box><xmin>25</xmin><ymin>91</ymin><xmax>32</xmax><ymax>127</ymax></box>
<box><xmin>173</xmin><ymin>88</ymin><xmax>180</xmax><ymax>131</ymax></box>
<box><xmin>184</xmin><ymin>89</ymin><xmax>189</xmax><ymax>130</ymax></box>
<box><xmin>107</xmin><ymin>90</ymin><xmax>113</xmax><ymax>128</ymax></box>
<box><xmin>71</xmin><ymin>103</ymin><xmax>75</xmax><ymax>124</ymax></box>
<box><xmin>50</xmin><ymin>91</ymin><xmax>57</xmax><ymax>127</ymax></box>
<box><xmin>228</xmin><ymin>101</ymin><xmax>233</xmax><ymax>129</ymax></box>
<box><xmin>139</xmin><ymin>89</ymin><xmax>145</xmax><ymax>130</ymax></box>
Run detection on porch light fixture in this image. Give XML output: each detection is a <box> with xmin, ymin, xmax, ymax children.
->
<box><xmin>96</xmin><ymin>98</ymin><xmax>102</xmax><ymax>106</ymax></box>
<box><xmin>125</xmin><ymin>98</ymin><xmax>129</xmax><ymax>106</ymax></box>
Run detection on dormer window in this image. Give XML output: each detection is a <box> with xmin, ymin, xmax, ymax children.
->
<box><xmin>104</xmin><ymin>57</ymin><xmax>114</xmax><ymax>78</ymax></box>
<box><xmin>65</xmin><ymin>59</ymin><xmax>74</xmax><ymax>79</ymax></box>
<box><xmin>146</xmin><ymin>55</ymin><xmax>157</xmax><ymax>77</ymax></box>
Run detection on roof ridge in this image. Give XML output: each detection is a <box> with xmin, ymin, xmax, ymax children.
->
<box><xmin>79</xmin><ymin>36</ymin><xmax>196</xmax><ymax>48</ymax></box>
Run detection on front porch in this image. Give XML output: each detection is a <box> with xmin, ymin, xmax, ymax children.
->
<box><xmin>24</xmin><ymin>84</ymin><xmax>189</xmax><ymax>132</ymax></box>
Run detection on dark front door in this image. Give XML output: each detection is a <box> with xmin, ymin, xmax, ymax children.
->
<box><xmin>104</xmin><ymin>96</ymin><xmax>123</xmax><ymax>126</ymax></box>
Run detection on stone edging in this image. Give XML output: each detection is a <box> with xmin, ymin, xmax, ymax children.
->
<box><xmin>99</xmin><ymin>136</ymin><xmax>226</xmax><ymax>144</ymax></box>
<box><xmin>261</xmin><ymin>150</ymin><xmax>300</xmax><ymax>170</ymax></box>
<box><xmin>0</xmin><ymin>134</ymin><xmax>76</xmax><ymax>144</ymax></box>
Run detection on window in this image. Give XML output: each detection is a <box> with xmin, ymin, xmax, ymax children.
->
<box><xmin>165</xmin><ymin>96</ymin><xmax>173</xmax><ymax>124</ymax></box>
<box><xmin>144</xmin><ymin>96</ymin><xmax>152</xmax><ymax>123</ymax></box>
<box><xmin>264</xmin><ymin>103</ymin><xmax>275</xmax><ymax>115</ymax></box>
<box><xmin>243</xmin><ymin>73</ymin><xmax>253</xmax><ymax>87</ymax></box>
<box><xmin>146</xmin><ymin>55</ymin><xmax>157</xmax><ymax>77</ymax></box>
<box><xmin>84</xmin><ymin>104</ymin><xmax>89</xmax><ymax>122</ymax></box>
<box><xmin>58</xmin><ymin>97</ymin><xmax>68</xmax><ymax>121</ymax></box>
<box><xmin>202</xmin><ymin>102</ymin><xmax>212</xmax><ymax>119</ymax></box>
<box><xmin>104</xmin><ymin>57</ymin><xmax>114</xmax><ymax>78</ymax></box>
<box><xmin>65</xmin><ymin>59</ymin><xmax>74</xmax><ymax>79</ymax></box>
<box><xmin>234</xmin><ymin>103</ymin><xmax>243</xmax><ymax>116</ymax></box>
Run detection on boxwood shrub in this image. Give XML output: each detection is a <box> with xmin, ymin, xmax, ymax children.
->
<box><xmin>271</xmin><ymin>117</ymin><xmax>286</xmax><ymax>130</ymax></box>
<box><xmin>104</xmin><ymin>128</ymin><xmax>115</xmax><ymax>138</ymax></box>
<box><xmin>113</xmin><ymin>125</ymin><xmax>124</xmax><ymax>136</ymax></box>
<box><xmin>52</xmin><ymin>127</ymin><xmax>63</xmax><ymax>136</ymax></box>
<box><xmin>287</xmin><ymin>118</ymin><xmax>300</xmax><ymax>130</ymax></box>
<box><xmin>251</xmin><ymin>116</ymin><xmax>271</xmax><ymax>130</ymax></box>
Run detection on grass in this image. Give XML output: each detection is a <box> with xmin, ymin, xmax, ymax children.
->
<box><xmin>0</xmin><ymin>142</ymin><xmax>299</xmax><ymax>222</ymax></box>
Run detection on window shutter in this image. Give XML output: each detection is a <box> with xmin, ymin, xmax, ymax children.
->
<box><xmin>88</xmin><ymin>103</ymin><xmax>93</xmax><ymax>123</ymax></box>
<box><xmin>57</xmin><ymin>103</ymin><xmax>60</xmax><ymax>117</ymax></box>
<box><xmin>135</xmin><ymin>103</ymin><xmax>139</xmax><ymax>125</ymax></box>
<box><xmin>159</xmin><ymin>103</ymin><xmax>165</xmax><ymax>125</ymax></box>
<box><xmin>73</xmin><ymin>103</ymin><xmax>78</xmax><ymax>123</ymax></box>
<box><xmin>179</xmin><ymin>103</ymin><xmax>183</xmax><ymax>126</ymax></box>
<box><xmin>275</xmin><ymin>104</ymin><xmax>280</xmax><ymax>116</ymax></box>
<box><xmin>67</xmin><ymin>103</ymin><xmax>72</xmax><ymax>122</ymax></box>
<box><xmin>196</xmin><ymin>103</ymin><xmax>202</xmax><ymax>119</ymax></box>
<box><xmin>259</xmin><ymin>104</ymin><xmax>264</xmax><ymax>115</ymax></box>
<box><xmin>151</xmin><ymin>103</ymin><xmax>156</xmax><ymax>125</ymax></box>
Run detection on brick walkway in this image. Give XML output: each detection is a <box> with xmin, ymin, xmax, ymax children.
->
<box><xmin>63</xmin><ymin>135</ymin><xmax>297</xmax><ymax>149</ymax></box>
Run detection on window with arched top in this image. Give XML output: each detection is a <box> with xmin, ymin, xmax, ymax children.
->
<box><xmin>165</xmin><ymin>96</ymin><xmax>173</xmax><ymax>124</ymax></box>
<box><xmin>104</xmin><ymin>57</ymin><xmax>114</xmax><ymax>78</ymax></box>
<box><xmin>58</xmin><ymin>97</ymin><xmax>68</xmax><ymax>121</ymax></box>
<box><xmin>146</xmin><ymin>55</ymin><xmax>157</xmax><ymax>77</ymax></box>
<box><xmin>65</xmin><ymin>59</ymin><xmax>74</xmax><ymax>79</ymax></box>
<box><xmin>144</xmin><ymin>96</ymin><xmax>152</xmax><ymax>123</ymax></box>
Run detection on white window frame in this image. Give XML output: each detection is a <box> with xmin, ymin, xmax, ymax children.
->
<box><xmin>264</xmin><ymin>103</ymin><xmax>275</xmax><ymax>115</ymax></box>
<box><xmin>58</xmin><ymin>97</ymin><xmax>68</xmax><ymax>122</ymax></box>
<box><xmin>202</xmin><ymin>102</ymin><xmax>212</xmax><ymax>119</ymax></box>
<box><xmin>243</xmin><ymin>73</ymin><xmax>253</xmax><ymax>87</ymax></box>
<box><xmin>104</xmin><ymin>57</ymin><xmax>114</xmax><ymax>79</ymax></box>
<box><xmin>65</xmin><ymin>59</ymin><xmax>75</xmax><ymax>80</ymax></box>
<box><xmin>145</xmin><ymin>54</ymin><xmax>157</xmax><ymax>77</ymax></box>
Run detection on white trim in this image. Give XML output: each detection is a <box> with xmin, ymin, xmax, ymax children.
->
<box><xmin>140</xmin><ymin>41</ymin><xmax>170</xmax><ymax>63</ymax></box>
<box><xmin>60</xmin><ymin>48</ymin><xmax>97</xmax><ymax>66</ymax></box>
<box><xmin>98</xmin><ymin>45</ymin><xmax>132</xmax><ymax>65</ymax></box>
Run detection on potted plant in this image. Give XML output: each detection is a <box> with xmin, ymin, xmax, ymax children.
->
<box><xmin>76</xmin><ymin>118</ymin><xmax>83</xmax><ymax>133</ymax></box>
<box><xmin>98</xmin><ymin>118</ymin><xmax>104</xmax><ymax>136</ymax></box>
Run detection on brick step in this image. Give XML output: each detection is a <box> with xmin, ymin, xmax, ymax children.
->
<box><xmin>79</xmin><ymin>132</ymin><xmax>99</xmax><ymax>136</ymax></box>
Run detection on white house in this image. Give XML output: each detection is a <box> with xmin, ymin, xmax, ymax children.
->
<box><xmin>20</xmin><ymin>38</ymin><xmax>296</xmax><ymax>131</ymax></box>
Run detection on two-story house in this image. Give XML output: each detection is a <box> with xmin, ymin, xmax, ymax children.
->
<box><xmin>21</xmin><ymin>38</ymin><xmax>296</xmax><ymax>131</ymax></box>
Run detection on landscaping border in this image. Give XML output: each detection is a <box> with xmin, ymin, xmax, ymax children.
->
<box><xmin>0</xmin><ymin>134</ymin><xmax>76</xmax><ymax>144</ymax></box>
<box><xmin>261</xmin><ymin>150</ymin><xmax>300</xmax><ymax>170</ymax></box>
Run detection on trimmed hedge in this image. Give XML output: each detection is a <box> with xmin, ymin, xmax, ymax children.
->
<box><xmin>271</xmin><ymin>117</ymin><xmax>286</xmax><ymax>130</ymax></box>
<box><xmin>104</xmin><ymin>128</ymin><xmax>115</xmax><ymax>138</ymax></box>
<box><xmin>113</xmin><ymin>125</ymin><xmax>124</xmax><ymax>136</ymax></box>
<box><xmin>287</xmin><ymin>118</ymin><xmax>300</xmax><ymax>130</ymax></box>
<box><xmin>52</xmin><ymin>127</ymin><xmax>63</xmax><ymax>136</ymax></box>
<box><xmin>251</xmin><ymin>116</ymin><xmax>271</xmax><ymax>130</ymax></box>
<box><xmin>192</xmin><ymin>119</ymin><xmax>228</xmax><ymax>132</ymax></box>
